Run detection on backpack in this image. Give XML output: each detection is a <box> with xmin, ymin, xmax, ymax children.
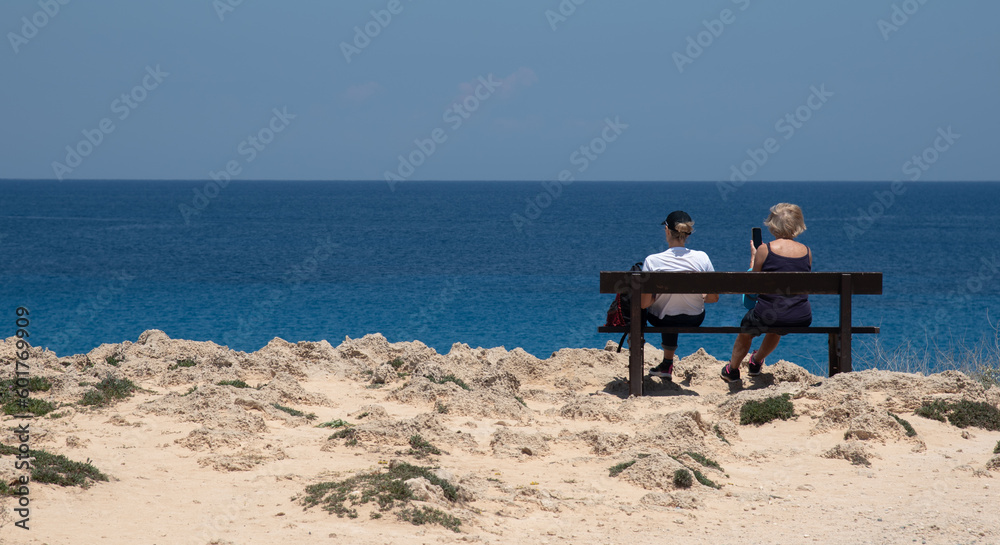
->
<box><xmin>604</xmin><ymin>262</ymin><xmax>646</xmax><ymax>352</ymax></box>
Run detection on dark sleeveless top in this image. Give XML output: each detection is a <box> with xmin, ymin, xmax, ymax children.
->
<box><xmin>753</xmin><ymin>242</ymin><xmax>812</xmax><ymax>325</ymax></box>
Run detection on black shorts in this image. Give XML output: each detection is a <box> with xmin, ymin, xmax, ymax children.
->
<box><xmin>740</xmin><ymin>309</ymin><xmax>811</xmax><ymax>337</ymax></box>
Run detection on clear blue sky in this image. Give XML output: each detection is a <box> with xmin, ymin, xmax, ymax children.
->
<box><xmin>2</xmin><ymin>0</ymin><xmax>997</xmax><ymax>181</ymax></box>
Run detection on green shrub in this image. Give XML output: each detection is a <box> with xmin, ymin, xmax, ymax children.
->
<box><xmin>397</xmin><ymin>506</ymin><xmax>461</xmax><ymax>532</ymax></box>
<box><xmin>673</xmin><ymin>469</ymin><xmax>693</xmax><ymax>489</ymax></box>
<box><xmin>1</xmin><ymin>376</ymin><xmax>52</xmax><ymax>393</ymax></box>
<box><xmin>425</xmin><ymin>374</ymin><xmax>470</xmax><ymax>391</ymax></box>
<box><xmin>888</xmin><ymin>412</ymin><xmax>917</xmax><ymax>437</ymax></box>
<box><xmin>301</xmin><ymin>461</ymin><xmax>457</xmax><ymax>520</ymax></box>
<box><xmin>3</xmin><ymin>397</ymin><xmax>57</xmax><ymax>417</ymax></box>
<box><xmin>514</xmin><ymin>395</ymin><xmax>527</xmax><ymax>407</ymax></box>
<box><xmin>692</xmin><ymin>469</ymin><xmax>720</xmax><ymax>489</ymax></box>
<box><xmin>435</xmin><ymin>402</ymin><xmax>449</xmax><ymax>414</ymax></box>
<box><xmin>408</xmin><ymin>434</ymin><xmax>441</xmax><ymax>458</ymax></box>
<box><xmin>272</xmin><ymin>403</ymin><xmax>317</xmax><ymax>420</ymax></box>
<box><xmin>317</xmin><ymin>419</ymin><xmax>352</xmax><ymax>429</ymax></box>
<box><xmin>79</xmin><ymin>377</ymin><xmax>138</xmax><ymax>407</ymax></box>
<box><xmin>106</xmin><ymin>356</ymin><xmax>121</xmax><ymax>366</ymax></box>
<box><xmin>168</xmin><ymin>359</ymin><xmax>196</xmax><ymax>370</ymax></box>
<box><xmin>915</xmin><ymin>399</ymin><xmax>1000</xmax><ymax>431</ymax></box>
<box><xmin>684</xmin><ymin>451</ymin><xmax>723</xmax><ymax>472</ymax></box>
<box><xmin>0</xmin><ymin>444</ymin><xmax>108</xmax><ymax>488</ymax></box>
<box><xmin>608</xmin><ymin>460</ymin><xmax>636</xmax><ymax>477</ymax></box>
<box><xmin>181</xmin><ymin>386</ymin><xmax>197</xmax><ymax>396</ymax></box>
<box><xmin>740</xmin><ymin>394</ymin><xmax>795</xmax><ymax>425</ymax></box>
<box><xmin>216</xmin><ymin>379</ymin><xmax>250</xmax><ymax>389</ymax></box>
<box><xmin>388</xmin><ymin>358</ymin><xmax>405</xmax><ymax>370</ymax></box>
<box><xmin>994</xmin><ymin>440</ymin><xmax>999</xmax><ymax>454</ymax></box>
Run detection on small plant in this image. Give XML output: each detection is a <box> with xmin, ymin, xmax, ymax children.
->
<box><xmin>684</xmin><ymin>451</ymin><xmax>723</xmax><ymax>472</ymax></box>
<box><xmin>388</xmin><ymin>358</ymin><xmax>405</xmax><ymax>370</ymax></box>
<box><xmin>329</xmin><ymin>427</ymin><xmax>358</xmax><ymax>445</ymax></box>
<box><xmin>1</xmin><ymin>377</ymin><xmax>52</xmax><ymax>393</ymax></box>
<box><xmin>216</xmin><ymin>379</ymin><xmax>250</xmax><ymax>389</ymax></box>
<box><xmin>713</xmin><ymin>423</ymin><xmax>730</xmax><ymax>445</ymax></box>
<box><xmin>692</xmin><ymin>469</ymin><xmax>721</xmax><ymax>489</ymax></box>
<box><xmin>356</xmin><ymin>411</ymin><xmax>370</xmax><ymax>419</ymax></box>
<box><xmin>0</xmin><ymin>444</ymin><xmax>109</xmax><ymax>488</ymax></box>
<box><xmin>994</xmin><ymin>440</ymin><xmax>999</xmax><ymax>454</ymax></box>
<box><xmin>106</xmin><ymin>355</ymin><xmax>121</xmax><ymax>367</ymax></box>
<box><xmin>273</xmin><ymin>403</ymin><xmax>317</xmax><ymax>420</ymax></box>
<box><xmin>435</xmin><ymin>402</ymin><xmax>450</xmax><ymax>414</ymax></box>
<box><xmin>740</xmin><ymin>394</ymin><xmax>795</xmax><ymax>426</ymax></box>
<box><xmin>889</xmin><ymin>412</ymin><xmax>917</xmax><ymax>437</ymax></box>
<box><xmin>397</xmin><ymin>506</ymin><xmax>461</xmax><ymax>533</ymax></box>
<box><xmin>317</xmin><ymin>419</ymin><xmax>352</xmax><ymax>429</ymax></box>
<box><xmin>915</xmin><ymin>399</ymin><xmax>1000</xmax><ymax>431</ymax></box>
<box><xmin>3</xmin><ymin>397</ymin><xmax>58</xmax><ymax>417</ymax></box>
<box><xmin>48</xmin><ymin>411</ymin><xmax>68</xmax><ymax>419</ymax></box>
<box><xmin>168</xmin><ymin>359</ymin><xmax>197</xmax><ymax>370</ymax></box>
<box><xmin>608</xmin><ymin>460</ymin><xmax>636</xmax><ymax>477</ymax></box>
<box><xmin>300</xmin><ymin>461</ymin><xmax>458</xmax><ymax>521</ymax></box>
<box><xmin>673</xmin><ymin>468</ymin><xmax>693</xmax><ymax>489</ymax></box>
<box><xmin>514</xmin><ymin>395</ymin><xmax>527</xmax><ymax>407</ymax></box>
<box><xmin>425</xmin><ymin>374</ymin><xmax>471</xmax><ymax>391</ymax></box>
<box><xmin>79</xmin><ymin>377</ymin><xmax>138</xmax><ymax>407</ymax></box>
<box><xmin>408</xmin><ymin>434</ymin><xmax>442</xmax><ymax>458</ymax></box>
<box><xmin>181</xmin><ymin>386</ymin><xmax>198</xmax><ymax>396</ymax></box>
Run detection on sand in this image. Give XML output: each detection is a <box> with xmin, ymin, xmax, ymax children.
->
<box><xmin>2</xmin><ymin>331</ymin><xmax>999</xmax><ymax>545</ymax></box>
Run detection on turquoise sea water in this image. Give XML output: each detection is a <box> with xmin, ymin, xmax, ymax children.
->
<box><xmin>1</xmin><ymin>180</ymin><xmax>998</xmax><ymax>376</ymax></box>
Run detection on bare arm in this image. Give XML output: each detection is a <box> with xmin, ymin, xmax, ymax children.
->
<box><xmin>703</xmin><ymin>293</ymin><xmax>719</xmax><ymax>303</ymax></box>
<box><xmin>641</xmin><ymin>293</ymin><xmax>655</xmax><ymax>309</ymax></box>
<box><xmin>751</xmin><ymin>241</ymin><xmax>767</xmax><ymax>272</ymax></box>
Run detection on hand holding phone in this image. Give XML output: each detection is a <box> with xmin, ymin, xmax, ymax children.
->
<box><xmin>752</xmin><ymin>227</ymin><xmax>763</xmax><ymax>248</ymax></box>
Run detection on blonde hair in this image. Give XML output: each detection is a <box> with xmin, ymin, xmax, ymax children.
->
<box><xmin>670</xmin><ymin>220</ymin><xmax>694</xmax><ymax>241</ymax></box>
<box><xmin>763</xmin><ymin>203</ymin><xmax>806</xmax><ymax>239</ymax></box>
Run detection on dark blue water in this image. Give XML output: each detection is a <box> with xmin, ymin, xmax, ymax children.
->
<box><xmin>2</xmin><ymin>180</ymin><xmax>998</xmax><ymax>375</ymax></box>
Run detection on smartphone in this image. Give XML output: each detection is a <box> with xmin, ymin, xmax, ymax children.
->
<box><xmin>752</xmin><ymin>227</ymin><xmax>762</xmax><ymax>248</ymax></box>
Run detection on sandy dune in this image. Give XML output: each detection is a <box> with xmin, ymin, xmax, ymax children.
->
<box><xmin>2</xmin><ymin>330</ymin><xmax>999</xmax><ymax>545</ymax></box>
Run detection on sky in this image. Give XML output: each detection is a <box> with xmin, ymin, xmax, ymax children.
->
<box><xmin>1</xmin><ymin>0</ymin><xmax>997</xmax><ymax>182</ymax></box>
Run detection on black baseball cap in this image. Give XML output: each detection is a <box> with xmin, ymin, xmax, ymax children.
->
<box><xmin>661</xmin><ymin>210</ymin><xmax>693</xmax><ymax>231</ymax></box>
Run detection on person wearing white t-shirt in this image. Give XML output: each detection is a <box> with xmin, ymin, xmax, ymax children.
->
<box><xmin>639</xmin><ymin>211</ymin><xmax>719</xmax><ymax>381</ymax></box>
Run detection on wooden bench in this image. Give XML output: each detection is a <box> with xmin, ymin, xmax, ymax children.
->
<box><xmin>598</xmin><ymin>271</ymin><xmax>882</xmax><ymax>397</ymax></box>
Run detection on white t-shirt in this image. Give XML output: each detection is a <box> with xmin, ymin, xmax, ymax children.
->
<box><xmin>642</xmin><ymin>247</ymin><xmax>715</xmax><ymax>319</ymax></box>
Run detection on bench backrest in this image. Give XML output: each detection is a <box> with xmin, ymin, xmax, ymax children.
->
<box><xmin>599</xmin><ymin>271</ymin><xmax>882</xmax><ymax>295</ymax></box>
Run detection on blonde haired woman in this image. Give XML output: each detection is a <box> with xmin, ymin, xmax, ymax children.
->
<box><xmin>640</xmin><ymin>211</ymin><xmax>718</xmax><ymax>381</ymax></box>
<box><xmin>721</xmin><ymin>203</ymin><xmax>811</xmax><ymax>383</ymax></box>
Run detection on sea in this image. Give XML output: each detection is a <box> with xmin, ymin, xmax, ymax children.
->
<box><xmin>2</xmin><ymin>180</ymin><xmax>998</xmax><ymax>377</ymax></box>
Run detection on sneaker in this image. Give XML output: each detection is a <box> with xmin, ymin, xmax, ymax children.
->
<box><xmin>650</xmin><ymin>360</ymin><xmax>673</xmax><ymax>380</ymax></box>
<box><xmin>720</xmin><ymin>364</ymin><xmax>741</xmax><ymax>383</ymax></box>
<box><xmin>748</xmin><ymin>351</ymin><xmax>763</xmax><ymax>376</ymax></box>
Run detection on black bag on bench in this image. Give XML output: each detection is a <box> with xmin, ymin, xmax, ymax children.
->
<box><xmin>604</xmin><ymin>262</ymin><xmax>646</xmax><ymax>352</ymax></box>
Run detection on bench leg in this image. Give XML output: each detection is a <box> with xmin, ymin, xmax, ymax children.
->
<box><xmin>828</xmin><ymin>333</ymin><xmax>840</xmax><ymax>376</ymax></box>
<box><xmin>628</xmin><ymin>281</ymin><xmax>644</xmax><ymax>397</ymax></box>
